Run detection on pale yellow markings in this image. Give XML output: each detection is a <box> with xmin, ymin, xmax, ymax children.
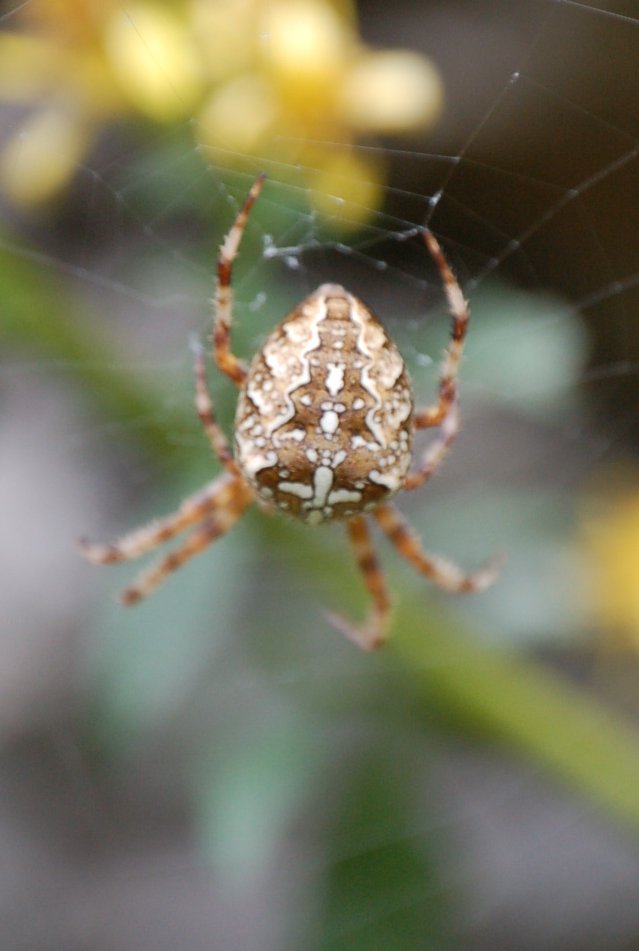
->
<box><xmin>278</xmin><ymin>480</ymin><xmax>313</xmax><ymax>499</ymax></box>
<box><xmin>369</xmin><ymin>469</ymin><xmax>402</xmax><ymax>493</ymax></box>
<box><xmin>349</xmin><ymin>300</ymin><xmax>385</xmax><ymax>444</ymax></box>
<box><xmin>245</xmin><ymin>377</ymin><xmax>278</xmax><ymax>418</ymax></box>
<box><xmin>263</xmin><ymin>298</ymin><xmax>326</xmax><ymax>435</ymax></box>
<box><xmin>243</xmin><ymin>449</ymin><xmax>278</xmax><ymax>478</ymax></box>
<box><xmin>283</xmin><ymin>466</ymin><xmax>341</xmax><ymax>522</ymax></box>
<box><xmin>277</xmin><ymin>428</ymin><xmax>306</xmax><ymax>441</ymax></box>
<box><xmin>375</xmin><ymin>346</ymin><xmax>406</xmax><ymax>390</ymax></box>
<box><xmin>325</xmin><ymin>362</ymin><xmax>345</xmax><ymax>396</ymax></box>
<box><xmin>312</xmin><ymin>466</ymin><xmax>334</xmax><ymax>507</ymax></box>
<box><xmin>320</xmin><ymin>410</ymin><xmax>339</xmax><ymax>434</ymax></box>
<box><xmin>328</xmin><ymin>488</ymin><xmax>362</xmax><ymax>504</ymax></box>
<box><xmin>351</xmin><ymin>300</ymin><xmax>409</xmax><ymax>448</ymax></box>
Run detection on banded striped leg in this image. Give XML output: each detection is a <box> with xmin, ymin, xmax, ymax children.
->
<box><xmin>373</xmin><ymin>503</ymin><xmax>502</xmax><ymax>594</ymax></box>
<box><xmin>213</xmin><ymin>173</ymin><xmax>266</xmax><ymax>386</ymax></box>
<box><xmin>407</xmin><ymin>231</ymin><xmax>469</xmax><ymax>491</ymax></box>
<box><xmin>414</xmin><ymin>229</ymin><xmax>469</xmax><ymax>432</ymax></box>
<box><xmin>191</xmin><ymin>337</ymin><xmax>238</xmax><ymax>474</ymax></box>
<box><xmin>79</xmin><ymin>471</ymin><xmax>252</xmax><ymax>570</ymax></box>
<box><xmin>118</xmin><ymin>488</ymin><xmax>251</xmax><ymax>605</ymax></box>
<box><xmin>326</xmin><ymin>516</ymin><xmax>391</xmax><ymax>651</ymax></box>
<box><xmin>404</xmin><ymin>401</ymin><xmax>459</xmax><ymax>491</ymax></box>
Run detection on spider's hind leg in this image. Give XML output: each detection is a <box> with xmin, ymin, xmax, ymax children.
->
<box><xmin>373</xmin><ymin>502</ymin><xmax>502</xmax><ymax>594</ymax></box>
<box><xmin>79</xmin><ymin>472</ymin><xmax>253</xmax><ymax>603</ymax></box>
<box><xmin>326</xmin><ymin>516</ymin><xmax>391</xmax><ymax>651</ymax></box>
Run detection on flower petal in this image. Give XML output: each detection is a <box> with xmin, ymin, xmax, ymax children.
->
<box><xmin>339</xmin><ymin>50</ymin><xmax>443</xmax><ymax>134</ymax></box>
<box><xmin>0</xmin><ymin>107</ymin><xmax>92</xmax><ymax>206</ymax></box>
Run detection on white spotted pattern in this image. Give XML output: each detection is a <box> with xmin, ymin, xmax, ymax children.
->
<box><xmin>234</xmin><ymin>283</ymin><xmax>414</xmax><ymax>524</ymax></box>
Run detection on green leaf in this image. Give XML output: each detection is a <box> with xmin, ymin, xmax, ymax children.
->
<box><xmin>193</xmin><ymin>706</ymin><xmax>327</xmax><ymax>883</ymax></box>
<box><xmin>310</xmin><ymin>740</ymin><xmax>449</xmax><ymax>951</ymax></box>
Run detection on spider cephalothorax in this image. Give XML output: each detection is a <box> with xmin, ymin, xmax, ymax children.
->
<box><xmin>80</xmin><ymin>175</ymin><xmax>500</xmax><ymax>650</ymax></box>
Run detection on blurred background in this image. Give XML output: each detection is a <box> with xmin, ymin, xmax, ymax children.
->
<box><xmin>3</xmin><ymin>1</ymin><xmax>639</xmax><ymax>948</ymax></box>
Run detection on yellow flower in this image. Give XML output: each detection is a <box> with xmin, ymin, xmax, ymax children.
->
<box><xmin>104</xmin><ymin>3</ymin><xmax>204</xmax><ymax>121</ymax></box>
<box><xmin>0</xmin><ymin>0</ymin><xmax>206</xmax><ymax>206</ymax></box>
<box><xmin>0</xmin><ymin>0</ymin><xmax>443</xmax><ymax>227</ymax></box>
<box><xmin>581</xmin><ymin>478</ymin><xmax>639</xmax><ymax>650</ymax></box>
<box><xmin>337</xmin><ymin>50</ymin><xmax>443</xmax><ymax>134</ymax></box>
<box><xmin>0</xmin><ymin>105</ymin><xmax>94</xmax><ymax>207</ymax></box>
<box><xmin>196</xmin><ymin>0</ymin><xmax>443</xmax><ymax>227</ymax></box>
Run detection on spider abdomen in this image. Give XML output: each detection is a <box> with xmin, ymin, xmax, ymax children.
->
<box><xmin>234</xmin><ymin>284</ymin><xmax>414</xmax><ymax>525</ymax></box>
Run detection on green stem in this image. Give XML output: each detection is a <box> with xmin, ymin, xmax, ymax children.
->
<box><xmin>1</xmin><ymin>235</ymin><xmax>182</xmax><ymax>456</ymax></box>
<box><xmin>394</xmin><ymin>595</ymin><xmax>639</xmax><ymax>828</ymax></box>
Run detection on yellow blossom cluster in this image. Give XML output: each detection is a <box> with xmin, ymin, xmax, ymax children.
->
<box><xmin>581</xmin><ymin>477</ymin><xmax>639</xmax><ymax>651</ymax></box>
<box><xmin>0</xmin><ymin>0</ymin><xmax>443</xmax><ymax>225</ymax></box>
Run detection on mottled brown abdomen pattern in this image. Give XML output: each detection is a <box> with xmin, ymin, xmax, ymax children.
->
<box><xmin>234</xmin><ymin>284</ymin><xmax>414</xmax><ymax>525</ymax></box>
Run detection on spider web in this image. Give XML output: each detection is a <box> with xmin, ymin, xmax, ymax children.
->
<box><xmin>3</xmin><ymin>2</ymin><xmax>639</xmax><ymax>950</ymax></box>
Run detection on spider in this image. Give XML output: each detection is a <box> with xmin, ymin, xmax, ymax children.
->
<box><xmin>80</xmin><ymin>174</ymin><xmax>501</xmax><ymax>650</ymax></box>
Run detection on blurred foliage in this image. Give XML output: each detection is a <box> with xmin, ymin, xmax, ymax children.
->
<box><xmin>465</xmin><ymin>285</ymin><xmax>589</xmax><ymax>421</ymax></box>
<box><xmin>307</xmin><ymin>742</ymin><xmax>449</xmax><ymax>951</ymax></box>
<box><xmin>0</xmin><ymin>226</ymin><xmax>183</xmax><ymax>455</ymax></box>
<box><xmin>4</xmin><ymin>203</ymin><xmax>639</xmax><ymax>824</ymax></box>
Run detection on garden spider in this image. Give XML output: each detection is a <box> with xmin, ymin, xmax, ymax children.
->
<box><xmin>80</xmin><ymin>174</ymin><xmax>500</xmax><ymax>650</ymax></box>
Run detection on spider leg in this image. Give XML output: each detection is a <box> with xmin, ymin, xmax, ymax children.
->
<box><xmin>404</xmin><ymin>400</ymin><xmax>458</xmax><ymax>491</ymax></box>
<box><xmin>191</xmin><ymin>336</ymin><xmax>239</xmax><ymax>474</ymax></box>
<box><xmin>373</xmin><ymin>502</ymin><xmax>502</xmax><ymax>594</ymax></box>
<box><xmin>79</xmin><ymin>472</ymin><xmax>252</xmax><ymax>565</ymax></box>
<box><xmin>325</xmin><ymin>516</ymin><xmax>391</xmax><ymax>651</ymax></box>
<box><xmin>414</xmin><ymin>230</ymin><xmax>469</xmax><ymax>431</ymax></box>
<box><xmin>213</xmin><ymin>173</ymin><xmax>266</xmax><ymax>386</ymax></box>
<box><xmin>118</xmin><ymin>491</ymin><xmax>251</xmax><ymax>605</ymax></box>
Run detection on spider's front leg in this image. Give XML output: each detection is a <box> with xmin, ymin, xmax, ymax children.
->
<box><xmin>407</xmin><ymin>230</ymin><xmax>468</xmax><ymax>492</ymax></box>
<box><xmin>326</xmin><ymin>516</ymin><xmax>392</xmax><ymax>651</ymax></box>
<box><xmin>414</xmin><ymin>229</ymin><xmax>469</xmax><ymax>430</ymax></box>
<box><xmin>213</xmin><ymin>173</ymin><xmax>266</xmax><ymax>387</ymax></box>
